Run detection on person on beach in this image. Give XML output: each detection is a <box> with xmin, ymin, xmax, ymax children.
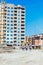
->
<box><xmin>29</xmin><ymin>44</ymin><xmax>32</xmax><ymax>50</ymax></box>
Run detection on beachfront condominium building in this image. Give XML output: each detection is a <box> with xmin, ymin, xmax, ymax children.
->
<box><xmin>0</xmin><ymin>0</ymin><xmax>25</xmax><ymax>45</ymax></box>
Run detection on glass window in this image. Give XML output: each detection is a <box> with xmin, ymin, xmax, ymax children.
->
<box><xmin>7</xmin><ymin>14</ymin><xmax>10</xmax><ymax>16</ymax></box>
<box><xmin>11</xmin><ymin>34</ymin><xmax>13</xmax><ymax>36</ymax></box>
<box><xmin>18</xmin><ymin>11</ymin><xmax>20</xmax><ymax>13</ymax></box>
<box><xmin>18</xmin><ymin>38</ymin><xmax>20</xmax><ymax>40</ymax></box>
<box><xmin>7</xmin><ymin>31</ymin><xmax>9</xmax><ymax>33</ymax></box>
<box><xmin>18</xmin><ymin>31</ymin><xmax>20</xmax><ymax>33</ymax></box>
<box><xmin>18</xmin><ymin>15</ymin><xmax>20</xmax><ymax>16</ymax></box>
<box><xmin>11</xmin><ymin>17</ymin><xmax>13</xmax><ymax>19</ymax></box>
<box><xmin>11</xmin><ymin>38</ymin><xmax>13</xmax><ymax>40</ymax></box>
<box><xmin>11</xmin><ymin>7</ymin><xmax>13</xmax><ymax>9</ymax></box>
<box><xmin>10</xmin><ymin>41</ymin><xmax>13</xmax><ymax>43</ymax></box>
<box><xmin>11</xmin><ymin>24</ymin><xmax>13</xmax><ymax>26</ymax></box>
<box><xmin>11</xmin><ymin>14</ymin><xmax>13</xmax><ymax>16</ymax></box>
<box><xmin>11</xmin><ymin>11</ymin><xmax>13</xmax><ymax>12</ymax></box>
<box><xmin>18</xmin><ymin>42</ymin><xmax>20</xmax><ymax>43</ymax></box>
<box><xmin>7</xmin><ymin>41</ymin><xmax>9</xmax><ymax>43</ymax></box>
<box><xmin>7</xmin><ymin>24</ymin><xmax>10</xmax><ymax>26</ymax></box>
<box><xmin>7</xmin><ymin>27</ymin><xmax>9</xmax><ymax>29</ymax></box>
<box><xmin>18</xmin><ymin>21</ymin><xmax>20</xmax><ymax>23</ymax></box>
<box><xmin>3</xmin><ymin>30</ymin><xmax>6</xmax><ymax>32</ymax></box>
<box><xmin>11</xmin><ymin>31</ymin><xmax>13</xmax><ymax>33</ymax></box>
<box><xmin>18</xmin><ymin>28</ymin><xmax>20</xmax><ymax>30</ymax></box>
<box><xmin>8</xmin><ymin>10</ymin><xmax>10</xmax><ymax>12</ymax></box>
<box><xmin>14</xmin><ymin>34</ymin><xmax>17</xmax><ymax>36</ymax></box>
<box><xmin>7</xmin><ymin>34</ymin><xmax>9</xmax><ymax>36</ymax></box>
<box><xmin>7</xmin><ymin>38</ymin><xmax>9</xmax><ymax>40</ymax></box>
<box><xmin>14</xmin><ymin>24</ymin><xmax>17</xmax><ymax>26</ymax></box>
<box><xmin>11</xmin><ymin>21</ymin><xmax>13</xmax><ymax>22</ymax></box>
<box><xmin>8</xmin><ymin>7</ymin><xmax>10</xmax><ymax>9</ymax></box>
<box><xmin>7</xmin><ymin>20</ymin><xmax>10</xmax><ymax>22</ymax></box>
<box><xmin>18</xmin><ymin>35</ymin><xmax>20</xmax><ymax>36</ymax></box>
<box><xmin>7</xmin><ymin>17</ymin><xmax>10</xmax><ymax>19</ymax></box>
<box><xmin>18</xmin><ymin>18</ymin><xmax>20</xmax><ymax>20</ymax></box>
<box><xmin>11</xmin><ymin>27</ymin><xmax>13</xmax><ymax>29</ymax></box>
<box><xmin>18</xmin><ymin>24</ymin><xmax>20</xmax><ymax>26</ymax></box>
<box><xmin>14</xmin><ymin>37</ymin><xmax>16</xmax><ymax>39</ymax></box>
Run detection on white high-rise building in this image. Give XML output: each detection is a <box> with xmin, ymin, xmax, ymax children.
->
<box><xmin>0</xmin><ymin>0</ymin><xmax>25</xmax><ymax>45</ymax></box>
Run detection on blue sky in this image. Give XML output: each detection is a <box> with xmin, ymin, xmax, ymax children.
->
<box><xmin>1</xmin><ymin>0</ymin><xmax>43</xmax><ymax>36</ymax></box>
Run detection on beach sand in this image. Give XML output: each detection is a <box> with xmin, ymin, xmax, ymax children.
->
<box><xmin>0</xmin><ymin>49</ymin><xmax>43</xmax><ymax>65</ymax></box>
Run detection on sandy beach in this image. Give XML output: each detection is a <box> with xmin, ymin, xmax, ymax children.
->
<box><xmin>0</xmin><ymin>49</ymin><xmax>43</xmax><ymax>65</ymax></box>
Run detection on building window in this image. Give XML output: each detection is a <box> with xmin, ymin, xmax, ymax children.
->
<box><xmin>21</xmin><ymin>8</ymin><xmax>25</xmax><ymax>10</ymax></box>
<box><xmin>21</xmin><ymin>38</ymin><xmax>24</xmax><ymax>39</ymax></box>
<box><xmin>14</xmin><ymin>37</ymin><xmax>16</xmax><ymax>39</ymax></box>
<box><xmin>7</xmin><ymin>34</ymin><xmax>9</xmax><ymax>36</ymax></box>
<box><xmin>11</xmin><ymin>38</ymin><xmax>13</xmax><ymax>40</ymax></box>
<box><xmin>11</xmin><ymin>11</ymin><xmax>13</xmax><ymax>12</ymax></box>
<box><xmin>8</xmin><ymin>10</ymin><xmax>10</xmax><ymax>12</ymax></box>
<box><xmin>7</xmin><ymin>20</ymin><xmax>10</xmax><ymax>22</ymax></box>
<box><xmin>21</xmin><ymin>31</ymin><xmax>25</xmax><ymax>33</ymax></box>
<box><xmin>14</xmin><ymin>14</ymin><xmax>17</xmax><ymax>16</ymax></box>
<box><xmin>18</xmin><ymin>18</ymin><xmax>20</xmax><ymax>20</ymax></box>
<box><xmin>7</xmin><ymin>31</ymin><xmax>9</xmax><ymax>33</ymax></box>
<box><xmin>14</xmin><ymin>27</ymin><xmax>17</xmax><ymax>29</ymax></box>
<box><xmin>7</xmin><ymin>38</ymin><xmax>9</xmax><ymax>40</ymax></box>
<box><xmin>18</xmin><ymin>38</ymin><xmax>20</xmax><ymax>40</ymax></box>
<box><xmin>18</xmin><ymin>28</ymin><xmax>20</xmax><ymax>30</ymax></box>
<box><xmin>21</xmin><ymin>34</ymin><xmax>24</xmax><ymax>36</ymax></box>
<box><xmin>14</xmin><ymin>11</ymin><xmax>17</xmax><ymax>12</ymax></box>
<box><xmin>11</xmin><ymin>27</ymin><xmax>13</xmax><ymax>29</ymax></box>
<box><xmin>11</xmin><ymin>17</ymin><xmax>13</xmax><ymax>19</ymax></box>
<box><xmin>8</xmin><ymin>7</ymin><xmax>10</xmax><ymax>9</ymax></box>
<box><xmin>14</xmin><ymin>24</ymin><xmax>17</xmax><ymax>26</ymax></box>
<box><xmin>7</xmin><ymin>14</ymin><xmax>10</xmax><ymax>16</ymax></box>
<box><xmin>21</xmin><ymin>24</ymin><xmax>24</xmax><ymax>26</ymax></box>
<box><xmin>21</xmin><ymin>11</ymin><xmax>25</xmax><ymax>13</ymax></box>
<box><xmin>14</xmin><ymin>21</ymin><xmax>17</xmax><ymax>23</ymax></box>
<box><xmin>3</xmin><ymin>30</ymin><xmax>6</xmax><ymax>32</ymax></box>
<box><xmin>14</xmin><ymin>34</ymin><xmax>17</xmax><ymax>36</ymax></box>
<box><xmin>11</xmin><ymin>34</ymin><xmax>13</xmax><ymax>36</ymax></box>
<box><xmin>7</xmin><ymin>17</ymin><xmax>10</xmax><ymax>19</ymax></box>
<box><xmin>18</xmin><ymin>31</ymin><xmax>20</xmax><ymax>33</ymax></box>
<box><xmin>11</xmin><ymin>31</ymin><xmax>13</xmax><ymax>33</ymax></box>
<box><xmin>7</xmin><ymin>24</ymin><xmax>10</xmax><ymax>26</ymax></box>
<box><xmin>11</xmin><ymin>21</ymin><xmax>13</xmax><ymax>22</ymax></box>
<box><xmin>11</xmin><ymin>24</ymin><xmax>13</xmax><ymax>26</ymax></box>
<box><xmin>10</xmin><ymin>41</ymin><xmax>13</xmax><ymax>43</ymax></box>
<box><xmin>11</xmin><ymin>14</ymin><xmax>13</xmax><ymax>16</ymax></box>
<box><xmin>18</xmin><ymin>21</ymin><xmax>20</xmax><ymax>23</ymax></box>
<box><xmin>18</xmin><ymin>15</ymin><xmax>20</xmax><ymax>16</ymax></box>
<box><xmin>18</xmin><ymin>11</ymin><xmax>20</xmax><ymax>13</ymax></box>
<box><xmin>7</xmin><ymin>41</ymin><xmax>9</xmax><ymax>43</ymax></box>
<box><xmin>7</xmin><ymin>27</ymin><xmax>9</xmax><ymax>29</ymax></box>
<box><xmin>14</xmin><ymin>17</ymin><xmax>17</xmax><ymax>19</ymax></box>
<box><xmin>11</xmin><ymin>7</ymin><xmax>13</xmax><ymax>9</ymax></box>
<box><xmin>14</xmin><ymin>31</ymin><xmax>17</xmax><ymax>32</ymax></box>
<box><xmin>18</xmin><ymin>24</ymin><xmax>20</xmax><ymax>26</ymax></box>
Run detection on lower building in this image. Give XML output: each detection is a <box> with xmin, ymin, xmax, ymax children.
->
<box><xmin>26</xmin><ymin>34</ymin><xmax>43</xmax><ymax>49</ymax></box>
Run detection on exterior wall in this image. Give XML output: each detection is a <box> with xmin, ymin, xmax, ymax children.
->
<box><xmin>35</xmin><ymin>40</ymin><xmax>39</xmax><ymax>46</ymax></box>
<box><xmin>0</xmin><ymin>3</ymin><xmax>6</xmax><ymax>44</ymax></box>
<box><xmin>39</xmin><ymin>39</ymin><xmax>43</xmax><ymax>49</ymax></box>
<box><xmin>0</xmin><ymin>3</ymin><xmax>25</xmax><ymax>45</ymax></box>
<box><xmin>14</xmin><ymin>6</ymin><xmax>25</xmax><ymax>45</ymax></box>
<box><xmin>4</xmin><ymin>4</ymin><xmax>15</xmax><ymax>45</ymax></box>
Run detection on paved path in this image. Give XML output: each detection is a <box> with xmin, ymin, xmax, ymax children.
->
<box><xmin>0</xmin><ymin>50</ymin><xmax>43</xmax><ymax>65</ymax></box>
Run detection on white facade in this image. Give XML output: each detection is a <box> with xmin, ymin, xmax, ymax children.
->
<box><xmin>0</xmin><ymin>3</ymin><xmax>25</xmax><ymax>45</ymax></box>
